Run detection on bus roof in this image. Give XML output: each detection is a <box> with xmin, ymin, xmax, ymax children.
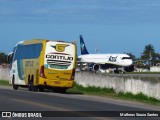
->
<box><xmin>15</xmin><ymin>39</ymin><xmax>76</xmax><ymax>46</ymax></box>
<box><xmin>23</xmin><ymin>39</ymin><xmax>46</xmax><ymax>45</ymax></box>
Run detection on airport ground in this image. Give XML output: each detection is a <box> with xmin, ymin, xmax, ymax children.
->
<box><xmin>103</xmin><ymin>72</ymin><xmax>160</xmax><ymax>81</ymax></box>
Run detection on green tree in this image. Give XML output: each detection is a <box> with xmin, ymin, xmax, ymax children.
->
<box><xmin>0</xmin><ymin>52</ymin><xmax>8</xmax><ymax>64</ymax></box>
<box><xmin>126</xmin><ymin>52</ymin><xmax>136</xmax><ymax>61</ymax></box>
<box><xmin>141</xmin><ymin>44</ymin><xmax>160</xmax><ymax>66</ymax></box>
<box><xmin>141</xmin><ymin>44</ymin><xmax>155</xmax><ymax>60</ymax></box>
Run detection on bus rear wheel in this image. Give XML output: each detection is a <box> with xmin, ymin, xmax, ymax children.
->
<box><xmin>28</xmin><ymin>79</ymin><xmax>38</xmax><ymax>92</ymax></box>
<box><xmin>12</xmin><ymin>76</ymin><xmax>18</xmax><ymax>90</ymax></box>
<box><xmin>28</xmin><ymin>80</ymin><xmax>32</xmax><ymax>91</ymax></box>
<box><xmin>38</xmin><ymin>86</ymin><xmax>44</xmax><ymax>92</ymax></box>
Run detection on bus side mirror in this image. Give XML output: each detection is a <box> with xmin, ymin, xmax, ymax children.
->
<box><xmin>7</xmin><ymin>52</ymin><xmax>14</xmax><ymax>63</ymax></box>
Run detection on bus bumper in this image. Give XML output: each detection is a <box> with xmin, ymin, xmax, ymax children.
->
<box><xmin>39</xmin><ymin>78</ymin><xmax>74</xmax><ymax>88</ymax></box>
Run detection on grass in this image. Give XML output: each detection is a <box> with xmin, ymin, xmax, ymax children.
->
<box><xmin>117</xmin><ymin>92</ymin><xmax>160</xmax><ymax>105</ymax></box>
<box><xmin>0</xmin><ymin>80</ymin><xmax>10</xmax><ymax>86</ymax></box>
<box><xmin>68</xmin><ymin>84</ymin><xmax>160</xmax><ymax>105</ymax></box>
<box><xmin>125</xmin><ymin>72</ymin><xmax>160</xmax><ymax>82</ymax></box>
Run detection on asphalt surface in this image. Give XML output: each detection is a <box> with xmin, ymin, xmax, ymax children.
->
<box><xmin>108</xmin><ymin>73</ymin><xmax>160</xmax><ymax>78</ymax></box>
<box><xmin>78</xmin><ymin>71</ymin><xmax>160</xmax><ymax>79</ymax></box>
<box><xmin>0</xmin><ymin>86</ymin><xmax>160</xmax><ymax>120</ymax></box>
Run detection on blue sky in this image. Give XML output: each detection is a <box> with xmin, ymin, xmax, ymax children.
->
<box><xmin>0</xmin><ymin>0</ymin><xmax>160</xmax><ymax>57</ymax></box>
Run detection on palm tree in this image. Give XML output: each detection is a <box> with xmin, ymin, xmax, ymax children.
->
<box><xmin>141</xmin><ymin>44</ymin><xmax>155</xmax><ymax>60</ymax></box>
<box><xmin>126</xmin><ymin>52</ymin><xmax>136</xmax><ymax>61</ymax></box>
<box><xmin>140</xmin><ymin>44</ymin><xmax>160</xmax><ymax>67</ymax></box>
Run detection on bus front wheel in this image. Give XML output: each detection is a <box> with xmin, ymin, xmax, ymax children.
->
<box><xmin>12</xmin><ymin>76</ymin><xmax>18</xmax><ymax>90</ymax></box>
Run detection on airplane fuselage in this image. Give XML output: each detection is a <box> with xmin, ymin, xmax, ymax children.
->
<box><xmin>78</xmin><ymin>35</ymin><xmax>134</xmax><ymax>72</ymax></box>
<box><xmin>78</xmin><ymin>54</ymin><xmax>133</xmax><ymax>67</ymax></box>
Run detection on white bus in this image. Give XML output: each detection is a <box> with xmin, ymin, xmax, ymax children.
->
<box><xmin>8</xmin><ymin>39</ymin><xmax>77</xmax><ymax>92</ymax></box>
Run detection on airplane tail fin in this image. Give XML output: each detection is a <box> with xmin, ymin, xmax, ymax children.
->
<box><xmin>80</xmin><ymin>35</ymin><xmax>89</xmax><ymax>55</ymax></box>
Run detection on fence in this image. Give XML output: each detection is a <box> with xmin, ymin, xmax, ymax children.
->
<box><xmin>75</xmin><ymin>72</ymin><xmax>160</xmax><ymax>100</ymax></box>
<box><xmin>1</xmin><ymin>67</ymin><xmax>160</xmax><ymax>100</ymax></box>
<box><xmin>0</xmin><ymin>64</ymin><xmax>10</xmax><ymax>80</ymax></box>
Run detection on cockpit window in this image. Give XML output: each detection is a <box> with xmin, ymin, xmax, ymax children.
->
<box><xmin>122</xmin><ymin>57</ymin><xmax>132</xmax><ymax>60</ymax></box>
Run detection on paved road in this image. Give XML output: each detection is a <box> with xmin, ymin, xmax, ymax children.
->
<box><xmin>0</xmin><ymin>86</ymin><xmax>159</xmax><ymax>120</ymax></box>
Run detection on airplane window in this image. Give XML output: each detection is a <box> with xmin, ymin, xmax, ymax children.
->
<box><xmin>122</xmin><ymin>57</ymin><xmax>132</xmax><ymax>60</ymax></box>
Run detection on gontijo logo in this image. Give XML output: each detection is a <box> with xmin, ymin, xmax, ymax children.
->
<box><xmin>51</xmin><ymin>44</ymin><xmax>69</xmax><ymax>52</ymax></box>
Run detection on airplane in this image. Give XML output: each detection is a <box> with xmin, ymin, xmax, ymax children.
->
<box><xmin>77</xmin><ymin>35</ymin><xmax>134</xmax><ymax>73</ymax></box>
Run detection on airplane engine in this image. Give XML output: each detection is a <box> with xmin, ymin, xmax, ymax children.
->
<box><xmin>89</xmin><ymin>64</ymin><xmax>99</xmax><ymax>71</ymax></box>
<box><xmin>93</xmin><ymin>64</ymin><xmax>99</xmax><ymax>71</ymax></box>
<box><xmin>124</xmin><ymin>65</ymin><xmax>134</xmax><ymax>72</ymax></box>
